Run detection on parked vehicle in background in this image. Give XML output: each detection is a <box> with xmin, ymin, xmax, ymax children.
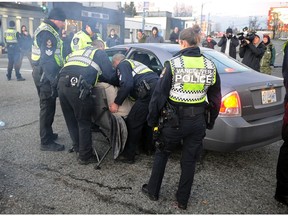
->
<box><xmin>105</xmin><ymin>43</ymin><xmax>285</xmax><ymax>152</ymax></box>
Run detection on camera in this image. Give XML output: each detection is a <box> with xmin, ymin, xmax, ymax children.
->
<box><xmin>237</xmin><ymin>27</ymin><xmax>256</xmax><ymax>46</ymax></box>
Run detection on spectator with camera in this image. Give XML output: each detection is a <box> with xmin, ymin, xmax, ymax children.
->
<box><xmin>239</xmin><ymin>32</ymin><xmax>266</xmax><ymax>72</ymax></box>
<box><xmin>217</xmin><ymin>28</ymin><xmax>239</xmax><ymax>59</ymax></box>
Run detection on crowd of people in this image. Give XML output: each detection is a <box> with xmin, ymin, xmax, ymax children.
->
<box><xmin>2</xmin><ymin>7</ymin><xmax>288</xmax><ymax>210</ymax></box>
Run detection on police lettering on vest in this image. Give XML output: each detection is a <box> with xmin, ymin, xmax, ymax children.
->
<box><xmin>169</xmin><ymin>55</ymin><xmax>216</xmax><ymax>104</ymax></box>
<box><xmin>174</xmin><ymin>68</ymin><xmax>214</xmax><ymax>84</ymax></box>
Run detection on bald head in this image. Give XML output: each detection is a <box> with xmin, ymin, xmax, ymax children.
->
<box><xmin>112</xmin><ymin>53</ymin><xmax>125</xmax><ymax>68</ymax></box>
<box><xmin>91</xmin><ymin>39</ymin><xmax>105</xmax><ymax>50</ymax></box>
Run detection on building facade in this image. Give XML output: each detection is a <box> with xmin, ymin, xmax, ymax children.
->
<box><xmin>0</xmin><ymin>2</ymin><xmax>125</xmax><ymax>51</ymax></box>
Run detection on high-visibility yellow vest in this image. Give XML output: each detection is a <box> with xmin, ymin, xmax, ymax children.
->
<box><xmin>124</xmin><ymin>59</ymin><xmax>153</xmax><ymax>77</ymax></box>
<box><xmin>70</xmin><ymin>31</ymin><xmax>92</xmax><ymax>52</ymax></box>
<box><xmin>4</xmin><ymin>28</ymin><xmax>18</xmax><ymax>44</ymax></box>
<box><xmin>31</xmin><ymin>22</ymin><xmax>64</xmax><ymax>67</ymax></box>
<box><xmin>64</xmin><ymin>47</ymin><xmax>102</xmax><ymax>86</ymax></box>
<box><xmin>168</xmin><ymin>55</ymin><xmax>217</xmax><ymax>104</ymax></box>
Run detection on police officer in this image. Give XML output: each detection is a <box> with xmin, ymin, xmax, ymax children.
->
<box><xmin>141</xmin><ymin>25</ymin><xmax>222</xmax><ymax>210</ymax></box>
<box><xmin>4</xmin><ymin>20</ymin><xmax>25</xmax><ymax>81</ymax></box>
<box><xmin>57</xmin><ymin>39</ymin><xmax>117</xmax><ymax>165</ymax></box>
<box><xmin>71</xmin><ymin>19</ymin><xmax>105</xmax><ymax>53</ymax></box>
<box><xmin>110</xmin><ymin>54</ymin><xmax>159</xmax><ymax>164</ymax></box>
<box><xmin>31</xmin><ymin>8</ymin><xmax>66</xmax><ymax>151</ymax></box>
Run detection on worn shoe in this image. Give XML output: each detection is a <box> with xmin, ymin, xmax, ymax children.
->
<box><xmin>78</xmin><ymin>155</ymin><xmax>97</xmax><ymax>165</ymax></box>
<box><xmin>176</xmin><ymin>202</ymin><xmax>187</xmax><ymax>210</ymax></box>
<box><xmin>6</xmin><ymin>75</ymin><xmax>11</xmax><ymax>81</ymax></box>
<box><xmin>52</xmin><ymin>133</ymin><xmax>58</xmax><ymax>140</ymax></box>
<box><xmin>274</xmin><ymin>194</ymin><xmax>288</xmax><ymax>206</ymax></box>
<box><xmin>68</xmin><ymin>147</ymin><xmax>75</xmax><ymax>153</ymax></box>
<box><xmin>17</xmin><ymin>77</ymin><xmax>26</xmax><ymax>81</ymax></box>
<box><xmin>141</xmin><ymin>184</ymin><xmax>158</xmax><ymax>201</ymax></box>
<box><xmin>40</xmin><ymin>141</ymin><xmax>65</xmax><ymax>152</ymax></box>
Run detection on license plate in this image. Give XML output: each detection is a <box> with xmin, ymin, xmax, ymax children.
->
<box><xmin>261</xmin><ymin>89</ymin><xmax>277</xmax><ymax>104</ymax></box>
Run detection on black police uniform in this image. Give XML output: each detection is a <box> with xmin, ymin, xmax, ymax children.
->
<box><xmin>115</xmin><ymin>60</ymin><xmax>159</xmax><ymax>162</ymax></box>
<box><xmin>57</xmin><ymin>47</ymin><xmax>117</xmax><ymax>162</ymax></box>
<box><xmin>32</xmin><ymin>19</ymin><xmax>64</xmax><ymax>150</ymax></box>
<box><xmin>143</xmin><ymin>47</ymin><xmax>222</xmax><ymax>208</ymax></box>
<box><xmin>4</xmin><ymin>25</ymin><xmax>25</xmax><ymax>81</ymax></box>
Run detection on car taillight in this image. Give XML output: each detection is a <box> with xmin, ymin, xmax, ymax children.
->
<box><xmin>219</xmin><ymin>91</ymin><xmax>241</xmax><ymax>117</ymax></box>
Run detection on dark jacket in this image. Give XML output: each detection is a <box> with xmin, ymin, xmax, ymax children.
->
<box><xmin>106</xmin><ymin>34</ymin><xmax>121</xmax><ymax>48</ymax></box>
<box><xmin>239</xmin><ymin>42</ymin><xmax>266</xmax><ymax>72</ymax></box>
<box><xmin>60</xmin><ymin>49</ymin><xmax>118</xmax><ymax>86</ymax></box>
<box><xmin>19</xmin><ymin>32</ymin><xmax>33</xmax><ymax>53</ymax></box>
<box><xmin>169</xmin><ymin>32</ymin><xmax>179</xmax><ymax>44</ymax></box>
<box><xmin>202</xmin><ymin>39</ymin><xmax>217</xmax><ymax>49</ymax></box>
<box><xmin>282</xmin><ymin>41</ymin><xmax>288</xmax><ymax>95</ymax></box>
<box><xmin>34</xmin><ymin>19</ymin><xmax>62</xmax><ymax>83</ymax></box>
<box><xmin>114</xmin><ymin>60</ymin><xmax>159</xmax><ymax>105</ymax></box>
<box><xmin>147</xmin><ymin>47</ymin><xmax>222</xmax><ymax>128</ymax></box>
<box><xmin>217</xmin><ymin>35</ymin><xmax>239</xmax><ymax>59</ymax></box>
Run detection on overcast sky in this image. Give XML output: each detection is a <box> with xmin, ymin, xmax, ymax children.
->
<box><xmin>126</xmin><ymin>0</ymin><xmax>288</xmax><ymax>17</ymax></box>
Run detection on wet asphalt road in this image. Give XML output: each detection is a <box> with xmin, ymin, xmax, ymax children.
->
<box><xmin>0</xmin><ymin>40</ymin><xmax>288</xmax><ymax>214</ymax></box>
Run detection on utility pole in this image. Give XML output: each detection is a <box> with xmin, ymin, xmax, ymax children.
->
<box><xmin>142</xmin><ymin>1</ymin><xmax>149</xmax><ymax>31</ymax></box>
<box><xmin>206</xmin><ymin>12</ymin><xmax>210</xmax><ymax>36</ymax></box>
<box><xmin>200</xmin><ymin>3</ymin><xmax>204</xmax><ymax>31</ymax></box>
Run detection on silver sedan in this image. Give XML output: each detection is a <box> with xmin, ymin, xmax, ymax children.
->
<box><xmin>105</xmin><ymin>43</ymin><xmax>285</xmax><ymax>152</ymax></box>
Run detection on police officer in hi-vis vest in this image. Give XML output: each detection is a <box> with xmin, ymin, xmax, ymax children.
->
<box><xmin>31</xmin><ymin>8</ymin><xmax>66</xmax><ymax>152</ymax></box>
<box><xmin>142</xmin><ymin>25</ymin><xmax>222</xmax><ymax>210</ymax></box>
<box><xmin>110</xmin><ymin>54</ymin><xmax>159</xmax><ymax>164</ymax></box>
<box><xmin>57</xmin><ymin>40</ymin><xmax>117</xmax><ymax>165</ymax></box>
<box><xmin>70</xmin><ymin>19</ymin><xmax>105</xmax><ymax>53</ymax></box>
<box><xmin>4</xmin><ymin>20</ymin><xmax>25</xmax><ymax>81</ymax></box>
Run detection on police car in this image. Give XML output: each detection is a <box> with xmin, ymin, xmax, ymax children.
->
<box><xmin>106</xmin><ymin>43</ymin><xmax>285</xmax><ymax>152</ymax></box>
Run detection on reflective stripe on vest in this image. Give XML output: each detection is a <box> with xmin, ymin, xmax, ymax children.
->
<box><xmin>125</xmin><ymin>59</ymin><xmax>152</xmax><ymax>77</ymax></box>
<box><xmin>169</xmin><ymin>55</ymin><xmax>216</xmax><ymax>104</ymax></box>
<box><xmin>71</xmin><ymin>31</ymin><xmax>92</xmax><ymax>52</ymax></box>
<box><xmin>32</xmin><ymin>22</ymin><xmax>64</xmax><ymax>67</ymax></box>
<box><xmin>4</xmin><ymin>29</ymin><xmax>18</xmax><ymax>43</ymax></box>
<box><xmin>64</xmin><ymin>47</ymin><xmax>102</xmax><ymax>75</ymax></box>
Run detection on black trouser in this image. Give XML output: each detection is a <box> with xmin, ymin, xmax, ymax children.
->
<box><xmin>32</xmin><ymin>66</ymin><xmax>56</xmax><ymax>145</ymax></box>
<box><xmin>276</xmin><ymin>141</ymin><xmax>288</xmax><ymax>196</ymax></box>
<box><xmin>146</xmin><ymin>113</ymin><xmax>206</xmax><ymax>205</ymax></box>
<box><xmin>58</xmin><ymin>76</ymin><xmax>94</xmax><ymax>160</ymax></box>
<box><xmin>124</xmin><ymin>79</ymin><xmax>157</xmax><ymax>160</ymax></box>
<box><xmin>7</xmin><ymin>46</ymin><xmax>22</xmax><ymax>79</ymax></box>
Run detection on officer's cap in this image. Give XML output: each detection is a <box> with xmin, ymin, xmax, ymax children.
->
<box><xmin>48</xmin><ymin>7</ymin><xmax>66</xmax><ymax>21</ymax></box>
<box><xmin>9</xmin><ymin>21</ymin><xmax>15</xmax><ymax>28</ymax></box>
<box><xmin>86</xmin><ymin>19</ymin><xmax>98</xmax><ymax>32</ymax></box>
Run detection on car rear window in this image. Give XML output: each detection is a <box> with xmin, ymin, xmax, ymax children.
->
<box><xmin>203</xmin><ymin>50</ymin><xmax>250</xmax><ymax>74</ymax></box>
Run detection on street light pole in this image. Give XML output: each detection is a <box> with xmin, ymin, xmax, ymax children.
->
<box><xmin>200</xmin><ymin>3</ymin><xmax>204</xmax><ymax>31</ymax></box>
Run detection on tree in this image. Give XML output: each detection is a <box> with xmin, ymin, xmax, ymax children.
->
<box><xmin>248</xmin><ymin>16</ymin><xmax>261</xmax><ymax>32</ymax></box>
<box><xmin>123</xmin><ymin>2</ymin><xmax>136</xmax><ymax>17</ymax></box>
<box><xmin>173</xmin><ymin>2</ymin><xmax>193</xmax><ymax>17</ymax></box>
